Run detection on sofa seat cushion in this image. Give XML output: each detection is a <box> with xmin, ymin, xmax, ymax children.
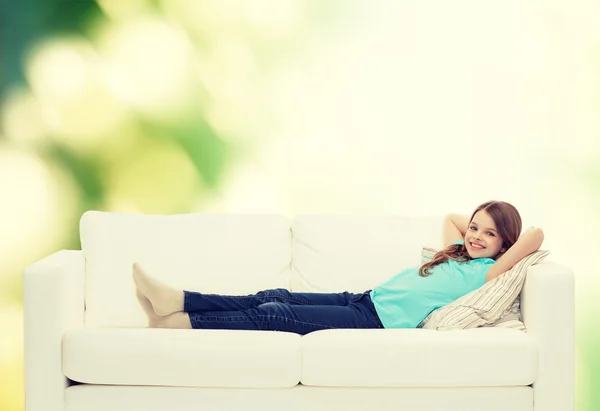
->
<box><xmin>301</xmin><ymin>328</ymin><xmax>537</xmax><ymax>387</ymax></box>
<box><xmin>63</xmin><ymin>328</ymin><xmax>302</xmax><ymax>388</ymax></box>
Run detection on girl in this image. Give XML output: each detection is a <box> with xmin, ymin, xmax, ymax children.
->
<box><xmin>133</xmin><ymin>200</ymin><xmax>544</xmax><ymax>334</ymax></box>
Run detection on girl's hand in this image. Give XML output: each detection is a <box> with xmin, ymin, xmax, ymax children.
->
<box><xmin>443</xmin><ymin>213</ymin><xmax>470</xmax><ymax>245</ymax></box>
<box><xmin>485</xmin><ymin>227</ymin><xmax>544</xmax><ymax>282</ymax></box>
<box><xmin>447</xmin><ymin>213</ymin><xmax>470</xmax><ymax>236</ymax></box>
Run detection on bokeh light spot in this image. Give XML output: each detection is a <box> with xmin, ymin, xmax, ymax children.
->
<box><xmin>25</xmin><ymin>37</ymin><xmax>126</xmax><ymax>148</ymax></box>
<box><xmin>103</xmin><ymin>139</ymin><xmax>203</xmax><ymax>213</ymax></box>
<box><xmin>99</xmin><ymin>17</ymin><xmax>197</xmax><ymax>120</ymax></box>
<box><xmin>0</xmin><ymin>145</ymin><xmax>79</xmax><ymax>285</ymax></box>
<box><xmin>1</xmin><ymin>88</ymin><xmax>47</xmax><ymax>145</ymax></box>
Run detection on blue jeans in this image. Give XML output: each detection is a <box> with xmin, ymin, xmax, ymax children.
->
<box><xmin>183</xmin><ymin>288</ymin><xmax>384</xmax><ymax>335</ymax></box>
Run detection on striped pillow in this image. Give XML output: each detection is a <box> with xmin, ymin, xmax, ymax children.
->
<box><xmin>484</xmin><ymin>296</ymin><xmax>526</xmax><ymax>331</ymax></box>
<box><xmin>418</xmin><ymin>248</ymin><xmax>549</xmax><ymax>330</ymax></box>
<box><xmin>421</xmin><ymin>246</ymin><xmax>438</xmax><ymax>265</ymax></box>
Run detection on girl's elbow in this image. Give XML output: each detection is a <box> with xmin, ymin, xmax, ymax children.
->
<box><xmin>535</xmin><ymin>228</ymin><xmax>544</xmax><ymax>247</ymax></box>
<box><xmin>536</xmin><ymin>227</ymin><xmax>544</xmax><ymax>239</ymax></box>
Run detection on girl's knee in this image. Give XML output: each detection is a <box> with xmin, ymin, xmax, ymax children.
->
<box><xmin>256</xmin><ymin>301</ymin><xmax>287</xmax><ymax>314</ymax></box>
<box><xmin>257</xmin><ymin>288</ymin><xmax>289</xmax><ymax>297</ymax></box>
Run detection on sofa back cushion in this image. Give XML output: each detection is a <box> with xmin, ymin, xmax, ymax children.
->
<box><xmin>80</xmin><ymin>211</ymin><xmax>293</xmax><ymax>328</ymax></box>
<box><xmin>291</xmin><ymin>215</ymin><xmax>444</xmax><ymax>292</ymax></box>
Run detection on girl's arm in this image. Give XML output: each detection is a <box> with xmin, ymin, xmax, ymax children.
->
<box><xmin>485</xmin><ymin>228</ymin><xmax>544</xmax><ymax>283</ymax></box>
<box><xmin>443</xmin><ymin>213</ymin><xmax>471</xmax><ymax>246</ymax></box>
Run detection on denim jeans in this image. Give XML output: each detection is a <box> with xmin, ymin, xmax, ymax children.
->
<box><xmin>183</xmin><ymin>288</ymin><xmax>384</xmax><ymax>335</ymax></box>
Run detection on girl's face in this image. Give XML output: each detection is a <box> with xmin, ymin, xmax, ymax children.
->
<box><xmin>465</xmin><ymin>210</ymin><xmax>505</xmax><ymax>259</ymax></box>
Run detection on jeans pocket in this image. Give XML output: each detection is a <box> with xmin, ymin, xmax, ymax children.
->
<box><xmin>350</xmin><ymin>290</ymin><xmax>370</xmax><ymax>303</ymax></box>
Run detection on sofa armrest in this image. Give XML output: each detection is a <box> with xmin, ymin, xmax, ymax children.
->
<box><xmin>520</xmin><ymin>261</ymin><xmax>574</xmax><ymax>411</ymax></box>
<box><xmin>23</xmin><ymin>250</ymin><xmax>85</xmax><ymax>411</ymax></box>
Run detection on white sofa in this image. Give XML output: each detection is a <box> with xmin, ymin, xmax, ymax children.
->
<box><xmin>22</xmin><ymin>212</ymin><xmax>574</xmax><ymax>411</ymax></box>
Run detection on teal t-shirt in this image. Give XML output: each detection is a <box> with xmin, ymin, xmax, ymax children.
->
<box><xmin>370</xmin><ymin>240</ymin><xmax>494</xmax><ymax>329</ymax></box>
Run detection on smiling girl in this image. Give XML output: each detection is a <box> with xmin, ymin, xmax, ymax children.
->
<box><xmin>133</xmin><ymin>200</ymin><xmax>544</xmax><ymax>334</ymax></box>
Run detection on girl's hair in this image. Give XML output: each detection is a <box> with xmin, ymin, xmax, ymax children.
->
<box><xmin>418</xmin><ymin>200</ymin><xmax>522</xmax><ymax>277</ymax></box>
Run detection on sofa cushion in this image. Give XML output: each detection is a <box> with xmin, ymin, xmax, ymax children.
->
<box><xmin>80</xmin><ymin>212</ymin><xmax>293</xmax><ymax>328</ymax></box>
<box><xmin>63</xmin><ymin>328</ymin><xmax>302</xmax><ymax>388</ymax></box>
<box><xmin>291</xmin><ymin>215</ymin><xmax>444</xmax><ymax>293</ymax></box>
<box><xmin>301</xmin><ymin>328</ymin><xmax>537</xmax><ymax>387</ymax></box>
<box><xmin>485</xmin><ymin>296</ymin><xmax>526</xmax><ymax>331</ymax></box>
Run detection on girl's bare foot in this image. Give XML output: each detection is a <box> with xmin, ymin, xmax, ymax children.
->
<box><xmin>136</xmin><ymin>290</ymin><xmax>192</xmax><ymax>329</ymax></box>
<box><xmin>132</xmin><ymin>263</ymin><xmax>185</xmax><ymax>316</ymax></box>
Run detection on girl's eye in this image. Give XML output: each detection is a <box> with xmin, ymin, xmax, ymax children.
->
<box><xmin>470</xmin><ymin>226</ymin><xmax>495</xmax><ymax>236</ymax></box>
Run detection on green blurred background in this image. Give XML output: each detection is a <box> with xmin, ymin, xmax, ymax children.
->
<box><xmin>1</xmin><ymin>1</ymin><xmax>598</xmax><ymax>410</ymax></box>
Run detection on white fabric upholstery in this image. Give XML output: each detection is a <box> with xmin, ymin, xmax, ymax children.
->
<box><xmin>23</xmin><ymin>250</ymin><xmax>85</xmax><ymax>411</ymax></box>
<box><xmin>65</xmin><ymin>385</ymin><xmax>533</xmax><ymax>411</ymax></box>
<box><xmin>301</xmin><ymin>328</ymin><xmax>536</xmax><ymax>387</ymax></box>
<box><xmin>80</xmin><ymin>212</ymin><xmax>293</xmax><ymax>328</ymax></box>
<box><xmin>520</xmin><ymin>261</ymin><xmax>575</xmax><ymax>411</ymax></box>
<box><xmin>63</xmin><ymin>328</ymin><xmax>302</xmax><ymax>388</ymax></box>
<box><xmin>291</xmin><ymin>214</ymin><xmax>444</xmax><ymax>292</ymax></box>
<box><xmin>62</xmin><ymin>327</ymin><xmax>536</xmax><ymax>390</ymax></box>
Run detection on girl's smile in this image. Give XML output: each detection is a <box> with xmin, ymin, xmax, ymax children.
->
<box><xmin>468</xmin><ymin>242</ymin><xmax>485</xmax><ymax>250</ymax></box>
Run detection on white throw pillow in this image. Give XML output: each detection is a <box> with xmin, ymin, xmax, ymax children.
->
<box><xmin>418</xmin><ymin>247</ymin><xmax>549</xmax><ymax>330</ymax></box>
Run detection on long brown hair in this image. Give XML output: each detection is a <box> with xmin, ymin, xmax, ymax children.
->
<box><xmin>418</xmin><ymin>201</ymin><xmax>522</xmax><ymax>277</ymax></box>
